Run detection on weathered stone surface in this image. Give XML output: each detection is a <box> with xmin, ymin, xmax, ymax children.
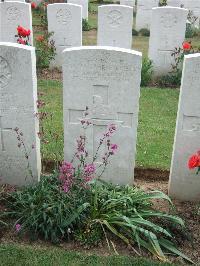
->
<box><xmin>0</xmin><ymin>2</ymin><xmax>33</xmax><ymax>45</ymax></box>
<box><xmin>148</xmin><ymin>7</ymin><xmax>187</xmax><ymax>76</ymax></box>
<box><xmin>97</xmin><ymin>5</ymin><xmax>133</xmax><ymax>49</ymax></box>
<box><xmin>168</xmin><ymin>0</ymin><xmax>200</xmax><ymax>28</ymax></box>
<box><xmin>62</xmin><ymin>46</ymin><xmax>142</xmax><ymax>185</ymax></box>
<box><xmin>67</xmin><ymin>0</ymin><xmax>88</xmax><ymax>19</ymax></box>
<box><xmin>0</xmin><ymin>42</ymin><xmax>41</xmax><ymax>186</ymax></box>
<box><xmin>5</xmin><ymin>0</ymin><xmax>25</xmax><ymax>2</ymax></box>
<box><xmin>135</xmin><ymin>0</ymin><xmax>159</xmax><ymax>30</ymax></box>
<box><xmin>120</xmin><ymin>0</ymin><xmax>135</xmax><ymax>8</ymax></box>
<box><xmin>169</xmin><ymin>53</ymin><xmax>200</xmax><ymax>201</ymax></box>
<box><xmin>47</xmin><ymin>3</ymin><xmax>82</xmax><ymax>67</ymax></box>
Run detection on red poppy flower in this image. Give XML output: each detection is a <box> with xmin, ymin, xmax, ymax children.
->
<box><xmin>182</xmin><ymin>42</ymin><xmax>191</xmax><ymax>51</ymax></box>
<box><xmin>31</xmin><ymin>2</ymin><xmax>36</xmax><ymax>8</ymax></box>
<box><xmin>17</xmin><ymin>26</ymin><xmax>31</xmax><ymax>37</ymax></box>
<box><xmin>188</xmin><ymin>154</ymin><xmax>200</xmax><ymax>169</ymax></box>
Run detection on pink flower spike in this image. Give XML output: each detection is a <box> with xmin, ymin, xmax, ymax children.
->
<box><xmin>108</xmin><ymin>124</ymin><xmax>117</xmax><ymax>134</ymax></box>
<box><xmin>15</xmin><ymin>223</ymin><xmax>21</xmax><ymax>232</ymax></box>
<box><xmin>84</xmin><ymin>163</ymin><xmax>96</xmax><ymax>175</ymax></box>
<box><xmin>111</xmin><ymin>144</ymin><xmax>118</xmax><ymax>152</ymax></box>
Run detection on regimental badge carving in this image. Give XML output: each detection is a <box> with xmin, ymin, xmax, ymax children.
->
<box><xmin>56</xmin><ymin>9</ymin><xmax>72</xmax><ymax>24</ymax></box>
<box><xmin>6</xmin><ymin>6</ymin><xmax>21</xmax><ymax>21</ymax></box>
<box><xmin>0</xmin><ymin>57</ymin><xmax>12</xmax><ymax>89</ymax></box>
<box><xmin>107</xmin><ymin>10</ymin><xmax>123</xmax><ymax>27</ymax></box>
<box><xmin>160</xmin><ymin>14</ymin><xmax>178</xmax><ymax>28</ymax></box>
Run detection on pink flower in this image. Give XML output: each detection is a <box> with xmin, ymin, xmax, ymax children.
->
<box><xmin>63</xmin><ymin>181</ymin><xmax>70</xmax><ymax>192</ymax></box>
<box><xmin>15</xmin><ymin>224</ymin><xmax>21</xmax><ymax>232</ymax></box>
<box><xmin>111</xmin><ymin>144</ymin><xmax>118</xmax><ymax>153</ymax></box>
<box><xmin>84</xmin><ymin>163</ymin><xmax>96</xmax><ymax>175</ymax></box>
<box><xmin>59</xmin><ymin>161</ymin><xmax>74</xmax><ymax>192</ymax></box>
<box><xmin>60</xmin><ymin>162</ymin><xmax>73</xmax><ymax>173</ymax></box>
<box><xmin>108</xmin><ymin>124</ymin><xmax>116</xmax><ymax>134</ymax></box>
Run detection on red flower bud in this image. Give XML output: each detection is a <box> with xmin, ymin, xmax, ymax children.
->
<box><xmin>31</xmin><ymin>2</ymin><xmax>36</xmax><ymax>9</ymax></box>
<box><xmin>182</xmin><ymin>41</ymin><xmax>191</xmax><ymax>51</ymax></box>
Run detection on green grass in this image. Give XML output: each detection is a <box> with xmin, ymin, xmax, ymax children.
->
<box><xmin>38</xmin><ymin>80</ymin><xmax>179</xmax><ymax>170</ymax></box>
<box><xmin>0</xmin><ymin>243</ymin><xmax>176</xmax><ymax>266</ymax></box>
<box><xmin>136</xmin><ymin>88</ymin><xmax>179</xmax><ymax>169</ymax></box>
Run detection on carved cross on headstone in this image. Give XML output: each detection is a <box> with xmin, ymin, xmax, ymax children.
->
<box><xmin>0</xmin><ymin>116</ymin><xmax>12</xmax><ymax>151</ymax></box>
<box><xmin>192</xmin><ymin>122</ymin><xmax>200</xmax><ymax>131</ymax></box>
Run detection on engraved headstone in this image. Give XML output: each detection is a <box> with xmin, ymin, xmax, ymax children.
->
<box><xmin>169</xmin><ymin>54</ymin><xmax>200</xmax><ymax>201</ymax></box>
<box><xmin>47</xmin><ymin>3</ymin><xmax>82</xmax><ymax>67</ymax></box>
<box><xmin>97</xmin><ymin>5</ymin><xmax>133</xmax><ymax>49</ymax></box>
<box><xmin>62</xmin><ymin>47</ymin><xmax>142</xmax><ymax>185</ymax></box>
<box><xmin>135</xmin><ymin>0</ymin><xmax>159</xmax><ymax>30</ymax></box>
<box><xmin>148</xmin><ymin>7</ymin><xmax>188</xmax><ymax>76</ymax></box>
<box><xmin>0</xmin><ymin>42</ymin><xmax>41</xmax><ymax>186</ymax></box>
<box><xmin>0</xmin><ymin>1</ymin><xmax>33</xmax><ymax>45</ymax></box>
<box><xmin>67</xmin><ymin>0</ymin><xmax>88</xmax><ymax>19</ymax></box>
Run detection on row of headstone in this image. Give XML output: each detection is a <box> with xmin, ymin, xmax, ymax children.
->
<box><xmin>47</xmin><ymin>4</ymin><xmax>134</xmax><ymax>66</ymax></box>
<box><xmin>1</xmin><ymin>41</ymin><xmax>200</xmax><ymax>201</ymax></box>
<box><xmin>0</xmin><ymin>1</ymin><xmax>190</xmax><ymax>77</ymax></box>
<box><xmin>0</xmin><ymin>42</ymin><xmax>142</xmax><ymax>187</ymax></box>
<box><xmin>48</xmin><ymin>3</ymin><xmax>188</xmax><ymax>77</ymax></box>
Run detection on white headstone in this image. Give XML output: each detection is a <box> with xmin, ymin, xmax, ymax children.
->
<box><xmin>169</xmin><ymin>54</ymin><xmax>200</xmax><ymax>201</ymax></box>
<box><xmin>167</xmin><ymin>0</ymin><xmax>186</xmax><ymax>7</ymax></box>
<box><xmin>120</xmin><ymin>0</ymin><xmax>135</xmax><ymax>8</ymax></box>
<box><xmin>62</xmin><ymin>47</ymin><xmax>142</xmax><ymax>185</ymax></box>
<box><xmin>168</xmin><ymin>0</ymin><xmax>200</xmax><ymax>28</ymax></box>
<box><xmin>47</xmin><ymin>3</ymin><xmax>82</xmax><ymax>68</ymax></box>
<box><xmin>148</xmin><ymin>7</ymin><xmax>188</xmax><ymax>76</ymax></box>
<box><xmin>0</xmin><ymin>42</ymin><xmax>41</xmax><ymax>186</ymax></box>
<box><xmin>5</xmin><ymin>0</ymin><xmax>25</xmax><ymax>2</ymax></box>
<box><xmin>0</xmin><ymin>2</ymin><xmax>33</xmax><ymax>45</ymax></box>
<box><xmin>135</xmin><ymin>0</ymin><xmax>159</xmax><ymax>30</ymax></box>
<box><xmin>97</xmin><ymin>5</ymin><xmax>133</xmax><ymax>49</ymax></box>
<box><xmin>67</xmin><ymin>0</ymin><xmax>88</xmax><ymax>19</ymax></box>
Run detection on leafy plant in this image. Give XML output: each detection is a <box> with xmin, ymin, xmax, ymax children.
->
<box><xmin>158</xmin><ymin>41</ymin><xmax>200</xmax><ymax>87</ymax></box>
<box><xmin>35</xmin><ymin>32</ymin><xmax>56</xmax><ymax>70</ymax></box>
<box><xmin>4</xmin><ymin>174</ymin><xmax>90</xmax><ymax>243</ymax></box>
<box><xmin>186</xmin><ymin>11</ymin><xmax>200</xmax><ymax>38</ymax></box>
<box><xmin>141</xmin><ymin>58</ymin><xmax>153</xmax><ymax>87</ymax></box>
<box><xmin>81</xmin><ymin>181</ymin><xmax>193</xmax><ymax>263</ymax></box>
<box><xmin>82</xmin><ymin>19</ymin><xmax>91</xmax><ymax>31</ymax></box>
<box><xmin>2</xmin><ymin>108</ymin><xmax>192</xmax><ymax>263</ymax></box>
<box><xmin>132</xmin><ymin>29</ymin><xmax>138</xmax><ymax>36</ymax></box>
<box><xmin>34</xmin><ymin>2</ymin><xmax>56</xmax><ymax>70</ymax></box>
<box><xmin>139</xmin><ymin>28</ymin><xmax>150</xmax><ymax>37</ymax></box>
<box><xmin>0</xmin><ymin>186</ymin><xmax>8</xmax><ymax>228</ymax></box>
<box><xmin>159</xmin><ymin>0</ymin><xmax>167</xmax><ymax>6</ymax></box>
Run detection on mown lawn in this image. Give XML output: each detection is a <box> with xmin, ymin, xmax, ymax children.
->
<box><xmin>0</xmin><ymin>243</ymin><xmax>177</xmax><ymax>266</ymax></box>
<box><xmin>38</xmin><ymin>80</ymin><xmax>179</xmax><ymax>169</ymax></box>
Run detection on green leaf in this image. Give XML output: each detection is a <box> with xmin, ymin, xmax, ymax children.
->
<box><xmin>160</xmin><ymin>238</ymin><xmax>194</xmax><ymax>264</ymax></box>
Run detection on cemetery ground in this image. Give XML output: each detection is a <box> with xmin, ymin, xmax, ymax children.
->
<box><xmin>1</xmin><ymin>1</ymin><xmax>200</xmax><ymax>266</ymax></box>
